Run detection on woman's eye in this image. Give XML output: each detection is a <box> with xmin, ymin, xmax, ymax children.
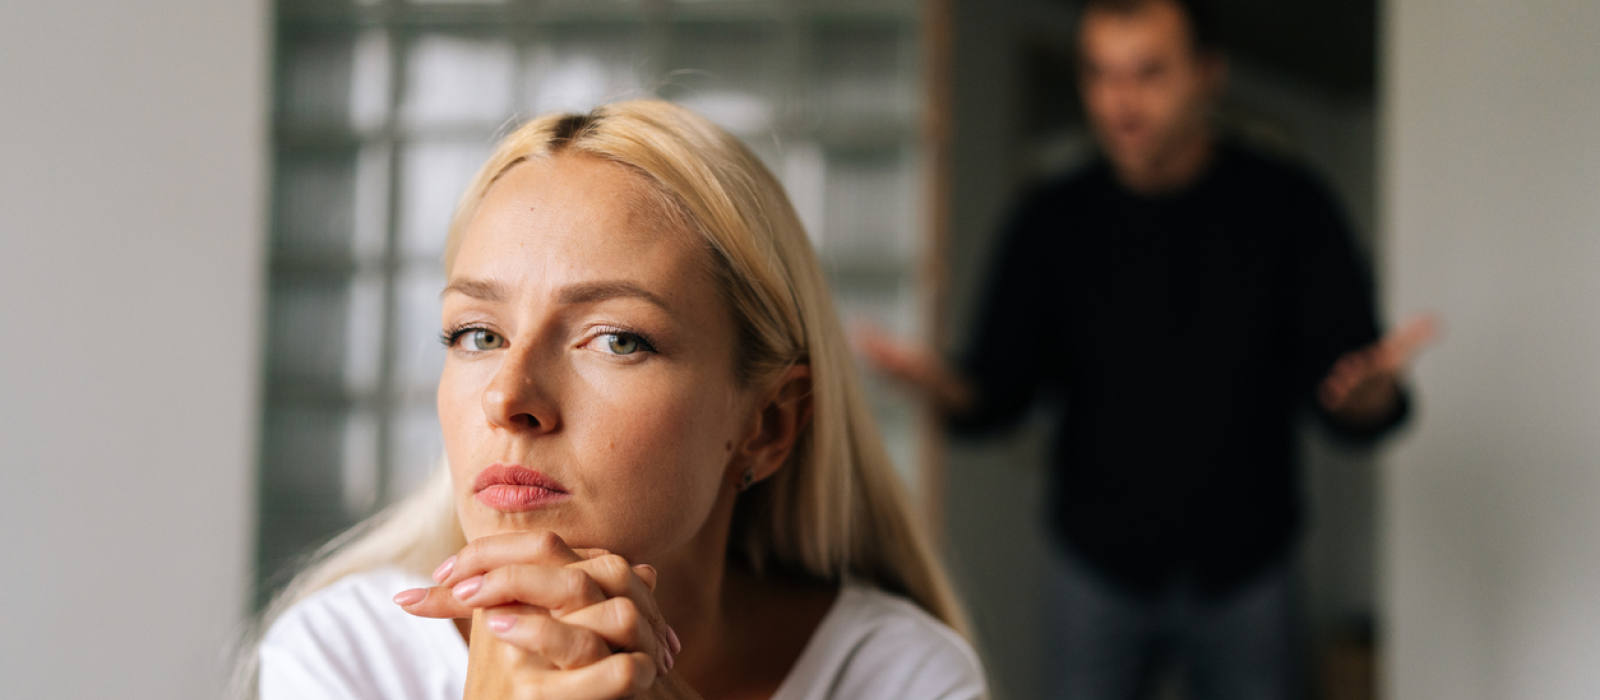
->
<box><xmin>606</xmin><ymin>333</ymin><xmax>641</xmax><ymax>355</ymax></box>
<box><xmin>591</xmin><ymin>332</ymin><xmax>654</xmax><ymax>356</ymax></box>
<box><xmin>459</xmin><ymin>329</ymin><xmax>505</xmax><ymax>351</ymax></box>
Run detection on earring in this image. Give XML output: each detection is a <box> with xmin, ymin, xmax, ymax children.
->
<box><xmin>739</xmin><ymin>468</ymin><xmax>755</xmax><ymax>491</ymax></box>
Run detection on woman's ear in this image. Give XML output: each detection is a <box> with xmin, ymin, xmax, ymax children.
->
<box><xmin>735</xmin><ymin>364</ymin><xmax>813</xmax><ymax>487</ymax></box>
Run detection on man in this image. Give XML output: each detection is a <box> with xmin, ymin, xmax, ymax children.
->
<box><xmin>857</xmin><ymin>0</ymin><xmax>1436</xmax><ymax>698</ymax></box>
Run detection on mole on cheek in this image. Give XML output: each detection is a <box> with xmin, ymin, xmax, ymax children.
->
<box><xmin>724</xmin><ymin>440</ymin><xmax>733</xmax><ymax>452</ymax></box>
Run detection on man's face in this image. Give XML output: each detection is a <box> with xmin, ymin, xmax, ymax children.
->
<box><xmin>1078</xmin><ymin>0</ymin><xmax>1222</xmax><ymax>180</ymax></box>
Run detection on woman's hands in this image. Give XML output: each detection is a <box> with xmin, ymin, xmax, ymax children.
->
<box><xmin>394</xmin><ymin>531</ymin><xmax>682</xmax><ymax>699</ymax></box>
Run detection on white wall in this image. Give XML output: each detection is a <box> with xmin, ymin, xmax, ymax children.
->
<box><xmin>0</xmin><ymin>1</ymin><xmax>267</xmax><ymax>697</ymax></box>
<box><xmin>1382</xmin><ymin>0</ymin><xmax>1600</xmax><ymax>697</ymax></box>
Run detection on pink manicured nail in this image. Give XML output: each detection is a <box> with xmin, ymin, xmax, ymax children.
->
<box><xmin>667</xmin><ymin>626</ymin><xmax>682</xmax><ymax>654</ymax></box>
<box><xmin>392</xmin><ymin>588</ymin><xmax>426</xmax><ymax>606</ymax></box>
<box><xmin>452</xmin><ymin>575</ymin><xmax>483</xmax><ymax>600</ymax></box>
<box><xmin>486</xmin><ymin>614</ymin><xmax>516</xmax><ymax>633</ymax></box>
<box><xmin>432</xmin><ymin>556</ymin><xmax>456</xmax><ymax>583</ymax></box>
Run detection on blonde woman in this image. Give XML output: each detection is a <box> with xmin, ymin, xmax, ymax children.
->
<box><xmin>251</xmin><ymin>100</ymin><xmax>985</xmax><ymax>700</ymax></box>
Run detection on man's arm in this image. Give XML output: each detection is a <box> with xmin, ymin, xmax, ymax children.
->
<box><xmin>855</xmin><ymin>190</ymin><xmax>1057</xmax><ymax>434</ymax></box>
<box><xmin>1288</xmin><ymin>169</ymin><xmax>1437</xmax><ymax>437</ymax></box>
<box><xmin>853</xmin><ymin>324</ymin><xmax>974</xmax><ymax>415</ymax></box>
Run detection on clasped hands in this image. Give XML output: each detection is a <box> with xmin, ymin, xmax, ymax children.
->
<box><xmin>393</xmin><ymin>531</ymin><xmax>680</xmax><ymax>699</ymax></box>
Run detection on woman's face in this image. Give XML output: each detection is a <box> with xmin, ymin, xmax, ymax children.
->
<box><xmin>438</xmin><ymin>153</ymin><xmax>749</xmax><ymax>562</ymax></box>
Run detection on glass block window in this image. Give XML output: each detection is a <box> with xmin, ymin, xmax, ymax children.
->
<box><xmin>261</xmin><ymin>0</ymin><xmax>927</xmax><ymax>605</ymax></box>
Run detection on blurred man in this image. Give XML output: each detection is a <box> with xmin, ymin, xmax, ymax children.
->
<box><xmin>857</xmin><ymin>0</ymin><xmax>1436</xmax><ymax>698</ymax></box>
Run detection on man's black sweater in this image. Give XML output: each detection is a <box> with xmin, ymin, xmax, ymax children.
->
<box><xmin>952</xmin><ymin>142</ymin><xmax>1405</xmax><ymax>599</ymax></box>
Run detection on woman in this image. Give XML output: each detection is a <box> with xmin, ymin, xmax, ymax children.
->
<box><xmin>250</xmin><ymin>100</ymin><xmax>985</xmax><ymax>700</ymax></box>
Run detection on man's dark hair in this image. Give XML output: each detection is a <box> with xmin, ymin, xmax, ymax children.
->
<box><xmin>1079</xmin><ymin>0</ymin><xmax>1223</xmax><ymax>54</ymax></box>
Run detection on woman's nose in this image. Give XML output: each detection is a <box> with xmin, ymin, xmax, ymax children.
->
<box><xmin>481</xmin><ymin>348</ymin><xmax>559</xmax><ymax>434</ymax></box>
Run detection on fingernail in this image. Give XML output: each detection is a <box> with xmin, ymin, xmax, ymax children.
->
<box><xmin>665</xmin><ymin>650</ymin><xmax>675</xmax><ymax>671</ymax></box>
<box><xmin>392</xmin><ymin>588</ymin><xmax>426</xmax><ymax>606</ymax></box>
<box><xmin>452</xmin><ymin>575</ymin><xmax>483</xmax><ymax>600</ymax></box>
<box><xmin>432</xmin><ymin>556</ymin><xmax>456</xmax><ymax>583</ymax></box>
<box><xmin>487</xmin><ymin>614</ymin><xmax>516</xmax><ymax>633</ymax></box>
<box><xmin>667</xmin><ymin>626</ymin><xmax>682</xmax><ymax>654</ymax></box>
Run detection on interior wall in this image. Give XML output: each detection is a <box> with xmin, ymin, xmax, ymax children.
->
<box><xmin>942</xmin><ymin>1</ymin><xmax>1067</xmax><ymax>697</ymax></box>
<box><xmin>1382</xmin><ymin>0</ymin><xmax>1600</xmax><ymax>698</ymax></box>
<box><xmin>0</xmin><ymin>1</ymin><xmax>267</xmax><ymax>698</ymax></box>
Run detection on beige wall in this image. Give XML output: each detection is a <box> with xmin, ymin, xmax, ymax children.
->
<box><xmin>1381</xmin><ymin>0</ymin><xmax>1600</xmax><ymax>697</ymax></box>
<box><xmin>0</xmin><ymin>1</ymin><xmax>267</xmax><ymax>697</ymax></box>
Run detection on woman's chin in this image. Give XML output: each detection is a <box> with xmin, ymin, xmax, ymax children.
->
<box><xmin>462</xmin><ymin>506</ymin><xmax>570</xmax><ymax>541</ymax></box>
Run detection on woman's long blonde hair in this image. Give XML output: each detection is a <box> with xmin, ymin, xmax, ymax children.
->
<box><xmin>234</xmin><ymin>99</ymin><xmax>966</xmax><ymax>695</ymax></box>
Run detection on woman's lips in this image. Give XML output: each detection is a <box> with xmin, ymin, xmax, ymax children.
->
<box><xmin>474</xmin><ymin>464</ymin><xmax>570</xmax><ymax>512</ymax></box>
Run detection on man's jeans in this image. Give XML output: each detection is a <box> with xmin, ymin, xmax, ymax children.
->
<box><xmin>1044</xmin><ymin>549</ymin><xmax>1298</xmax><ymax>700</ymax></box>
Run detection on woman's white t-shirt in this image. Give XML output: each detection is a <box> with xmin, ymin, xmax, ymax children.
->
<box><xmin>260</xmin><ymin>567</ymin><xmax>987</xmax><ymax>700</ymax></box>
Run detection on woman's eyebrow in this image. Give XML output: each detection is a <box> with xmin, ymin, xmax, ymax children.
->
<box><xmin>440</xmin><ymin>278</ymin><xmax>506</xmax><ymax>302</ymax></box>
<box><xmin>441</xmin><ymin>277</ymin><xmax>672</xmax><ymax>311</ymax></box>
<box><xmin>558</xmin><ymin>281</ymin><xmax>671</xmax><ymax>310</ymax></box>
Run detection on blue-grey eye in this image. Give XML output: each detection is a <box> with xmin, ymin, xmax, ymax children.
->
<box><xmin>464</xmin><ymin>329</ymin><xmax>505</xmax><ymax>351</ymax></box>
<box><xmin>605</xmin><ymin>333</ymin><xmax>641</xmax><ymax>355</ymax></box>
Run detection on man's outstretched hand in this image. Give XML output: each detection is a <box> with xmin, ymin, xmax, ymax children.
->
<box><xmin>850</xmin><ymin>321</ymin><xmax>974</xmax><ymax>415</ymax></box>
<box><xmin>1318</xmin><ymin>313</ymin><xmax>1441</xmax><ymax>430</ymax></box>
